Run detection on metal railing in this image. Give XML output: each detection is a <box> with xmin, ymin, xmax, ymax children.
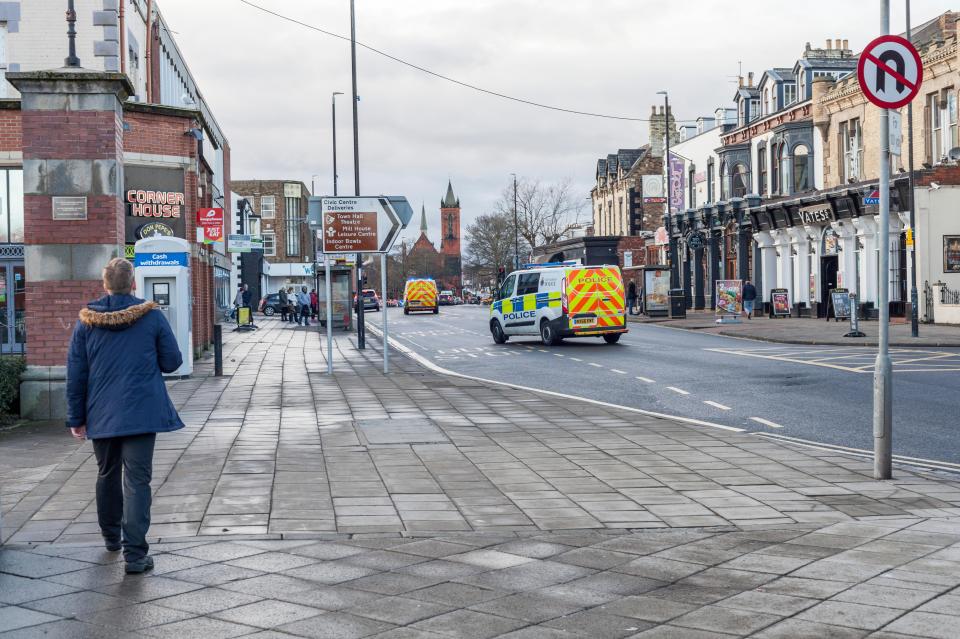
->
<box><xmin>923</xmin><ymin>280</ymin><xmax>934</xmax><ymax>323</ymax></box>
<box><xmin>940</xmin><ymin>283</ymin><xmax>960</xmax><ymax>305</ymax></box>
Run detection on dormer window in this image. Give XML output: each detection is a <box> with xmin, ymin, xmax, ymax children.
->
<box><xmin>749</xmin><ymin>99</ymin><xmax>760</xmax><ymax>122</ymax></box>
<box><xmin>783</xmin><ymin>83</ymin><xmax>797</xmax><ymax>107</ymax></box>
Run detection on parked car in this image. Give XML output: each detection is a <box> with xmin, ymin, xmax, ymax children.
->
<box><xmin>354</xmin><ymin>289</ymin><xmax>381</xmax><ymax>312</ymax></box>
<box><xmin>386</xmin><ymin>298</ymin><xmax>400</xmax><ymax>307</ymax></box>
<box><xmin>258</xmin><ymin>294</ymin><xmax>285</xmax><ymax>316</ymax></box>
<box><xmin>454</xmin><ymin>296</ymin><xmax>463</xmax><ymax>305</ymax></box>
<box><xmin>439</xmin><ymin>290</ymin><xmax>455</xmax><ymax>306</ymax></box>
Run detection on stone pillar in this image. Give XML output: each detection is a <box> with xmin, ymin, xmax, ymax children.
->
<box><xmin>790</xmin><ymin>227</ymin><xmax>811</xmax><ymax>308</ymax></box>
<box><xmin>693</xmin><ymin>246</ymin><xmax>705</xmax><ymax>309</ymax></box>
<box><xmin>854</xmin><ymin>217</ymin><xmax>879</xmax><ymax>307</ymax></box>
<box><xmin>8</xmin><ymin>69</ymin><xmax>133</xmax><ymax>420</ymax></box>
<box><xmin>835</xmin><ymin>222</ymin><xmax>858</xmax><ymax>295</ymax></box>
<box><xmin>754</xmin><ymin>231</ymin><xmax>778</xmax><ymax>305</ymax></box>
<box><xmin>737</xmin><ymin>229</ymin><xmax>751</xmax><ymax>281</ymax></box>
<box><xmin>682</xmin><ymin>245</ymin><xmax>693</xmax><ymax>308</ymax></box>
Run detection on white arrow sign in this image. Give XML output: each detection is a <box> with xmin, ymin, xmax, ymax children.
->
<box><xmin>320</xmin><ymin>197</ymin><xmax>402</xmax><ymax>254</ymax></box>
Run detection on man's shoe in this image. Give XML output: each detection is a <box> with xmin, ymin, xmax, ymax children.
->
<box><xmin>105</xmin><ymin>540</ymin><xmax>121</xmax><ymax>552</ymax></box>
<box><xmin>125</xmin><ymin>556</ymin><xmax>154</xmax><ymax>575</ymax></box>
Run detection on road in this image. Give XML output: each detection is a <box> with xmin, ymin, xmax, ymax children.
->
<box><xmin>363</xmin><ymin>305</ymin><xmax>960</xmax><ymax>469</ymax></box>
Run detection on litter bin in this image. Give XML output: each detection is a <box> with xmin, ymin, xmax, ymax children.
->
<box><xmin>669</xmin><ymin>289</ymin><xmax>686</xmax><ymax>319</ymax></box>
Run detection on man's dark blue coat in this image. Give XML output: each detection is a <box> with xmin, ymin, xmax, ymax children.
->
<box><xmin>66</xmin><ymin>294</ymin><xmax>185</xmax><ymax>438</ymax></box>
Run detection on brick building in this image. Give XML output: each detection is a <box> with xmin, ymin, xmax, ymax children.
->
<box><xmin>402</xmin><ymin>182</ymin><xmax>464</xmax><ymax>293</ymax></box>
<box><xmin>5</xmin><ymin>5</ymin><xmax>231</xmax><ymax>418</ymax></box>
<box><xmin>231</xmin><ymin>180</ymin><xmax>312</xmax><ymax>304</ymax></box>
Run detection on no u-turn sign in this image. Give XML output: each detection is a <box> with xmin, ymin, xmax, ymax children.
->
<box><xmin>857</xmin><ymin>35</ymin><xmax>923</xmax><ymax>109</ymax></box>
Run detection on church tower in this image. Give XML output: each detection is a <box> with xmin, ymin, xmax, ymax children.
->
<box><xmin>439</xmin><ymin>181</ymin><xmax>462</xmax><ymax>292</ymax></box>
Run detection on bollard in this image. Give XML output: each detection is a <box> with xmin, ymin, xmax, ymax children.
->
<box><xmin>844</xmin><ymin>292</ymin><xmax>866</xmax><ymax>338</ymax></box>
<box><xmin>214</xmin><ymin>323</ymin><xmax>223</xmax><ymax>376</ymax></box>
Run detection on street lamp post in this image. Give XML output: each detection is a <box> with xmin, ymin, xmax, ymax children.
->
<box><xmin>349</xmin><ymin>0</ymin><xmax>365</xmax><ymax>349</ymax></box>
<box><xmin>332</xmin><ymin>92</ymin><xmax>343</xmax><ymax>197</ymax></box>
<box><xmin>65</xmin><ymin>0</ymin><xmax>81</xmax><ymax>67</ymax></box>
<box><xmin>906</xmin><ymin>0</ymin><xmax>919</xmax><ymax>338</ymax></box>
<box><xmin>512</xmin><ymin>173</ymin><xmax>519</xmax><ymax>270</ymax></box>
<box><xmin>657</xmin><ymin>90</ymin><xmax>680</xmax><ymax>293</ymax></box>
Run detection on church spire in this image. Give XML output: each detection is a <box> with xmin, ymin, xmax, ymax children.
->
<box><xmin>419</xmin><ymin>204</ymin><xmax>428</xmax><ymax>234</ymax></box>
<box><xmin>441</xmin><ymin>180</ymin><xmax>459</xmax><ymax>208</ymax></box>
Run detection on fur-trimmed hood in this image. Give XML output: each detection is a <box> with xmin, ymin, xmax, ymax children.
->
<box><xmin>79</xmin><ymin>295</ymin><xmax>158</xmax><ymax>330</ymax></box>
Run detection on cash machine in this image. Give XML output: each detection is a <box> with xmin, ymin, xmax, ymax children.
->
<box><xmin>133</xmin><ymin>236</ymin><xmax>193</xmax><ymax>377</ymax></box>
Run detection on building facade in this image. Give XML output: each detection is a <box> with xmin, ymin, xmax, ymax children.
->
<box><xmin>3</xmin><ymin>3</ymin><xmax>231</xmax><ymax>418</ymax></box>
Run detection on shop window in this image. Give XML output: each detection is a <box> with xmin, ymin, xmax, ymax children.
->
<box><xmin>793</xmin><ymin>144</ymin><xmax>810</xmax><ymax>192</ymax></box>
<box><xmin>262</xmin><ymin>231</ymin><xmax>276</xmax><ymax>257</ymax></box>
<box><xmin>841</xmin><ymin>119</ymin><xmax>863</xmax><ymax>182</ymax></box>
<box><xmin>260</xmin><ymin>195</ymin><xmax>276</xmax><ymax>219</ymax></box>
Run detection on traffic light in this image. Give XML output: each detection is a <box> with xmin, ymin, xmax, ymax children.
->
<box><xmin>362</xmin><ymin>274</ymin><xmax>368</xmax><ymax>288</ymax></box>
<box><xmin>497</xmin><ymin>266</ymin><xmax>505</xmax><ymax>286</ymax></box>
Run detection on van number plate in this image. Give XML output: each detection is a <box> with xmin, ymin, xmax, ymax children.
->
<box><xmin>573</xmin><ymin>317</ymin><xmax>597</xmax><ymax>327</ymax></box>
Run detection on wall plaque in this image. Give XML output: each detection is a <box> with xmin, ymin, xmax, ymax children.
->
<box><xmin>52</xmin><ymin>196</ymin><xmax>87</xmax><ymax>221</ymax></box>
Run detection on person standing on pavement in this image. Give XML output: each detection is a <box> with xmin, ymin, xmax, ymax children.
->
<box><xmin>310</xmin><ymin>288</ymin><xmax>319</xmax><ymax>319</ymax></box>
<box><xmin>297</xmin><ymin>286</ymin><xmax>311</xmax><ymax>326</ymax></box>
<box><xmin>278</xmin><ymin>286</ymin><xmax>289</xmax><ymax>321</ymax></box>
<box><xmin>287</xmin><ymin>286</ymin><xmax>298</xmax><ymax>323</ymax></box>
<box><xmin>627</xmin><ymin>281</ymin><xmax>638</xmax><ymax>316</ymax></box>
<box><xmin>742</xmin><ymin>280</ymin><xmax>757</xmax><ymax>319</ymax></box>
<box><xmin>66</xmin><ymin>258</ymin><xmax>184</xmax><ymax>575</ymax></box>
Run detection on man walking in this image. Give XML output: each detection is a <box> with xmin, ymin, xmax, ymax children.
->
<box><xmin>66</xmin><ymin>258</ymin><xmax>184</xmax><ymax>574</ymax></box>
<box><xmin>742</xmin><ymin>279</ymin><xmax>757</xmax><ymax>320</ymax></box>
<box><xmin>297</xmin><ymin>286</ymin><xmax>311</xmax><ymax>326</ymax></box>
<box><xmin>279</xmin><ymin>286</ymin><xmax>289</xmax><ymax>321</ymax></box>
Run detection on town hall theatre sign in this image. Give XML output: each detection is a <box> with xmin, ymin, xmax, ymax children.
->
<box><xmin>124</xmin><ymin>166</ymin><xmax>186</xmax><ymax>242</ymax></box>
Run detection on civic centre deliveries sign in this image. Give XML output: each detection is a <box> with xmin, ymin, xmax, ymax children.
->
<box><xmin>320</xmin><ymin>197</ymin><xmax>401</xmax><ymax>253</ymax></box>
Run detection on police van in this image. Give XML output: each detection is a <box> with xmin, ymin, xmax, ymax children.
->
<box><xmin>489</xmin><ymin>262</ymin><xmax>627</xmax><ymax>346</ymax></box>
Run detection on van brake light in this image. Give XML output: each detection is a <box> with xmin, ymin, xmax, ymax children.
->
<box><xmin>561</xmin><ymin>279</ymin><xmax>568</xmax><ymax>315</ymax></box>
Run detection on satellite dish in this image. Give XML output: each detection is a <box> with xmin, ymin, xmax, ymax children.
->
<box><xmin>949</xmin><ymin>147</ymin><xmax>960</xmax><ymax>161</ymax></box>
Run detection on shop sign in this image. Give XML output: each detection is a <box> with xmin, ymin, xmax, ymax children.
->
<box><xmin>136</xmin><ymin>222</ymin><xmax>175</xmax><ymax>239</ymax></box>
<box><xmin>687</xmin><ymin>232</ymin><xmax>704</xmax><ymax>250</ymax></box>
<box><xmin>830</xmin><ymin>288</ymin><xmax>851</xmax><ymax>320</ymax></box>
<box><xmin>771</xmin><ymin>288</ymin><xmax>790</xmax><ymax>316</ymax></box>
<box><xmin>624</xmin><ymin>250</ymin><xmax>633</xmax><ymax>268</ymax></box>
<box><xmin>642</xmin><ymin>175</ymin><xmax>665</xmax><ymax>203</ymax></box>
<box><xmin>654</xmin><ymin>226</ymin><xmax>669</xmax><ymax>246</ymax></box>
<box><xmin>822</xmin><ymin>228</ymin><xmax>838</xmax><ymax>255</ymax></box>
<box><xmin>798</xmin><ymin>204</ymin><xmax>834</xmax><ymax>225</ymax></box>
<box><xmin>124</xmin><ymin>166</ymin><xmax>186</xmax><ymax>242</ymax></box>
<box><xmin>945</xmin><ymin>235</ymin><xmax>960</xmax><ymax>273</ymax></box>
<box><xmin>227</xmin><ymin>234</ymin><xmax>263</xmax><ymax>253</ymax></box>
<box><xmin>716</xmin><ymin>280</ymin><xmax>743</xmax><ymax>317</ymax></box>
<box><xmin>669</xmin><ymin>153</ymin><xmax>685</xmax><ymax>214</ymax></box>
<box><xmin>52</xmin><ymin>196</ymin><xmax>87</xmax><ymax>220</ymax></box>
<box><xmin>283</xmin><ymin>183</ymin><xmax>301</xmax><ymax>198</ymax></box>
<box><xmin>644</xmin><ymin>269</ymin><xmax>670</xmax><ymax>312</ymax></box>
<box><xmin>197</xmin><ymin>208</ymin><xmax>223</xmax><ymax>227</ymax></box>
<box><xmin>134</xmin><ymin>252</ymin><xmax>189</xmax><ymax>267</ymax></box>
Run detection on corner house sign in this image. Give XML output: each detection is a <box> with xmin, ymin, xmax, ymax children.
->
<box><xmin>798</xmin><ymin>203</ymin><xmax>835</xmax><ymax>226</ymax></box>
<box><xmin>124</xmin><ymin>166</ymin><xmax>186</xmax><ymax>243</ymax></box>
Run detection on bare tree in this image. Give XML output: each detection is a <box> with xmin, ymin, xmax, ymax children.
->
<box><xmin>494</xmin><ymin>177</ymin><xmax>584</xmax><ymax>250</ymax></box>
<box><xmin>464</xmin><ymin>212</ymin><xmax>522</xmax><ymax>285</ymax></box>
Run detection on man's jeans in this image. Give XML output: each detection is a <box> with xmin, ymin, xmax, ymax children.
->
<box><xmin>92</xmin><ymin>433</ymin><xmax>156</xmax><ymax>562</ymax></box>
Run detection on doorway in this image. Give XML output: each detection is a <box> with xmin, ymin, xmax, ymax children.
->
<box><xmin>0</xmin><ymin>262</ymin><xmax>25</xmax><ymax>353</ymax></box>
<box><xmin>819</xmin><ymin>256</ymin><xmax>838</xmax><ymax>318</ymax></box>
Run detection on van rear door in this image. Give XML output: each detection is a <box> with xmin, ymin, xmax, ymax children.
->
<box><xmin>565</xmin><ymin>267</ymin><xmax>626</xmax><ymax>332</ymax></box>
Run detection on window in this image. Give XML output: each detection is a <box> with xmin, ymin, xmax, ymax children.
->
<box><xmin>757</xmin><ymin>146</ymin><xmax>767</xmax><ymax>196</ymax></box>
<box><xmin>284</xmin><ymin>196</ymin><xmax>301</xmax><ymax>256</ymax></box>
<box><xmin>750</xmin><ymin>99</ymin><xmax>760</xmax><ymax>122</ymax></box>
<box><xmin>499</xmin><ymin>274</ymin><xmax>516</xmax><ymax>300</ymax></box>
<box><xmin>763</xmin><ymin>88</ymin><xmax>770</xmax><ymax>115</ymax></box>
<box><xmin>244</xmin><ymin>195</ymin><xmax>256</xmax><ymax>212</ymax></box>
<box><xmin>0</xmin><ymin>168</ymin><xmax>24</xmax><ymax>243</ymax></box>
<box><xmin>928</xmin><ymin>90</ymin><xmax>958</xmax><ymax>163</ymax></box>
<box><xmin>732</xmin><ymin>164</ymin><xmax>749</xmax><ymax>198</ymax></box>
<box><xmin>260</xmin><ymin>195</ymin><xmax>275</xmax><ymax>219</ymax></box>
<box><xmin>783</xmin><ymin>83</ymin><xmax>797</xmax><ymax>107</ymax></box>
<box><xmin>841</xmin><ymin>119</ymin><xmax>863</xmax><ymax>182</ymax></box>
<box><xmin>720</xmin><ymin>162</ymin><xmax>730</xmax><ymax>201</ymax></box>
<box><xmin>950</xmin><ymin>92</ymin><xmax>959</xmax><ymax>153</ymax></box>
<box><xmin>688</xmin><ymin>166</ymin><xmax>696</xmax><ymax>208</ymax></box>
<box><xmin>738</xmin><ymin>101</ymin><xmax>745</xmax><ymax>127</ymax></box>
<box><xmin>262</xmin><ymin>231</ymin><xmax>276</xmax><ymax>257</ymax></box>
<box><xmin>707</xmin><ymin>160</ymin><xmax>715</xmax><ymax>202</ymax></box>
<box><xmin>929</xmin><ymin>93</ymin><xmax>943</xmax><ymax>163</ymax></box>
<box><xmin>793</xmin><ymin>144</ymin><xmax>810</xmax><ymax>192</ymax></box>
<box><xmin>516</xmin><ymin>273</ymin><xmax>539</xmax><ymax>296</ymax></box>
<box><xmin>771</xmin><ymin>144</ymin><xmax>781</xmax><ymax>195</ymax></box>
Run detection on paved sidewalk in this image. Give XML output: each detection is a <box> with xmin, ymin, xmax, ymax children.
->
<box><xmin>2</xmin><ymin>319</ymin><xmax>960</xmax><ymax>637</ymax></box>
<box><xmin>629</xmin><ymin>313</ymin><xmax>960</xmax><ymax>347</ymax></box>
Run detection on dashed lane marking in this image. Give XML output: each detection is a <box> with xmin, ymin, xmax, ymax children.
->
<box><xmin>704</xmin><ymin>400</ymin><xmax>732</xmax><ymax>410</ymax></box>
<box><xmin>750</xmin><ymin>417</ymin><xmax>783</xmax><ymax>429</ymax></box>
<box><xmin>667</xmin><ymin>386</ymin><xmax>690</xmax><ymax>395</ymax></box>
<box><xmin>636</xmin><ymin>376</ymin><xmax>655</xmax><ymax>383</ymax></box>
<box><xmin>554</xmin><ymin>353</ymin><xmax>565</xmax><ymax>357</ymax></box>
<box><xmin>569</xmin><ymin>357</ymin><xmax>583</xmax><ymax>362</ymax></box>
<box><xmin>588</xmin><ymin>362</ymin><xmax>603</xmax><ymax>368</ymax></box>
<box><xmin>610</xmin><ymin>369</ymin><xmax>627</xmax><ymax>374</ymax></box>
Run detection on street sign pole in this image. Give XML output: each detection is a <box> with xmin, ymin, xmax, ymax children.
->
<box><xmin>350</xmin><ymin>0</ymin><xmax>364</xmax><ymax>350</ymax></box>
<box><xmin>381</xmin><ymin>253</ymin><xmax>388</xmax><ymax>373</ymax></box>
<box><xmin>325</xmin><ymin>255</ymin><xmax>334</xmax><ymax>375</ymax></box>
<box><xmin>874</xmin><ymin>0</ymin><xmax>893</xmax><ymax>480</ymax></box>
<box><xmin>906</xmin><ymin>0</ymin><xmax>920</xmax><ymax>338</ymax></box>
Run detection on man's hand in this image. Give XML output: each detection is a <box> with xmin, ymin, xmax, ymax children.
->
<box><xmin>70</xmin><ymin>426</ymin><xmax>87</xmax><ymax>441</ymax></box>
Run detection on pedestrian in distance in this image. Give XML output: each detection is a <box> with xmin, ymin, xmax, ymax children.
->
<box><xmin>310</xmin><ymin>288</ymin><xmax>319</xmax><ymax>319</ymax></box>
<box><xmin>742</xmin><ymin>279</ymin><xmax>757</xmax><ymax>320</ymax></box>
<box><xmin>66</xmin><ymin>258</ymin><xmax>184</xmax><ymax>575</ymax></box>
<box><xmin>297</xmin><ymin>286</ymin><xmax>311</xmax><ymax>326</ymax></box>
<box><xmin>287</xmin><ymin>286</ymin><xmax>297</xmax><ymax>323</ymax></box>
<box><xmin>278</xmin><ymin>286</ymin><xmax>289</xmax><ymax>321</ymax></box>
<box><xmin>627</xmin><ymin>281</ymin><xmax>638</xmax><ymax>316</ymax></box>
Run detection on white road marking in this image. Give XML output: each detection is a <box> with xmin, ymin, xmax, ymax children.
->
<box><xmin>538</xmin><ymin>349</ymin><xmax>549</xmax><ymax>353</ymax></box>
<box><xmin>750</xmin><ymin>417</ymin><xmax>783</xmax><ymax>429</ymax></box>
<box><xmin>554</xmin><ymin>353</ymin><xmax>565</xmax><ymax>357</ymax></box>
<box><xmin>610</xmin><ymin>369</ymin><xmax>627</xmax><ymax>374</ymax></box>
<box><xmin>635</xmin><ymin>376</ymin><xmax>655</xmax><ymax>383</ymax></box>
<box><xmin>569</xmin><ymin>357</ymin><xmax>583</xmax><ymax>362</ymax></box>
<box><xmin>703</xmin><ymin>400</ymin><xmax>731</xmax><ymax>411</ymax></box>
<box><xmin>588</xmin><ymin>362</ymin><xmax>603</xmax><ymax>368</ymax></box>
<box><xmin>666</xmin><ymin>386</ymin><xmax>690</xmax><ymax>395</ymax></box>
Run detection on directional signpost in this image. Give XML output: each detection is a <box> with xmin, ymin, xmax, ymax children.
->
<box><xmin>308</xmin><ymin>196</ymin><xmax>411</xmax><ymax>374</ymax></box>
<box><xmin>858</xmin><ymin>14</ymin><xmax>923</xmax><ymax>480</ymax></box>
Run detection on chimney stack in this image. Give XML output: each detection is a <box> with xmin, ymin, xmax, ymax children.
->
<box><xmin>842</xmin><ymin>39</ymin><xmax>849</xmax><ymax>49</ymax></box>
<box><xmin>651</xmin><ymin>105</ymin><xmax>657</xmax><ymax>116</ymax></box>
<box><xmin>748</xmin><ymin>71</ymin><xmax>754</xmax><ymax>86</ymax></box>
<box><xmin>826</xmin><ymin>38</ymin><xmax>832</xmax><ymax>49</ymax></box>
<box><xmin>738</xmin><ymin>76</ymin><xmax>744</xmax><ymax>88</ymax></box>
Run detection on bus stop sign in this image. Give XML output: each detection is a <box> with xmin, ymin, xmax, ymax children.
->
<box><xmin>857</xmin><ymin>34</ymin><xmax>922</xmax><ymax>109</ymax></box>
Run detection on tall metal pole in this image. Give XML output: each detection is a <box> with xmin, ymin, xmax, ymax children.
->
<box><xmin>874</xmin><ymin>0</ymin><xmax>893</xmax><ymax>480</ymax></box>
<box><xmin>906</xmin><ymin>0</ymin><xmax>919</xmax><ymax>337</ymax></box>
<box><xmin>350</xmin><ymin>0</ymin><xmax>365</xmax><ymax>349</ymax></box>
<box><xmin>512</xmin><ymin>173</ymin><xmax>519</xmax><ymax>270</ymax></box>
<box><xmin>381</xmin><ymin>253</ymin><xmax>388</xmax><ymax>373</ymax></box>
<box><xmin>65</xmin><ymin>0</ymin><xmax>81</xmax><ymax>67</ymax></box>
<box><xmin>661</xmin><ymin>91</ymin><xmax>678</xmax><ymax>289</ymax></box>
<box><xmin>332</xmin><ymin>92</ymin><xmax>343</xmax><ymax>197</ymax></box>
<box><xmin>326</xmin><ymin>94</ymin><xmax>342</xmax><ymax>374</ymax></box>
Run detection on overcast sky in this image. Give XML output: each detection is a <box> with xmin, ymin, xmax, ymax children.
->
<box><xmin>158</xmin><ymin>0</ymin><xmax>950</xmax><ymax>248</ymax></box>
